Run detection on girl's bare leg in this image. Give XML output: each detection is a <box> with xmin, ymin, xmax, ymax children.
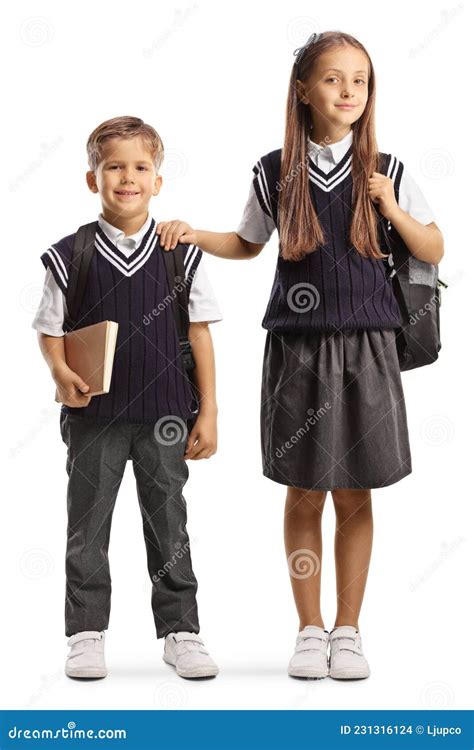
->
<box><xmin>284</xmin><ymin>486</ymin><xmax>328</xmax><ymax>630</ymax></box>
<box><xmin>331</xmin><ymin>488</ymin><xmax>373</xmax><ymax>629</ymax></box>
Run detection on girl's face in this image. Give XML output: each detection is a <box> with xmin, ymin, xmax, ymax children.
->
<box><xmin>296</xmin><ymin>46</ymin><xmax>370</xmax><ymax>135</ymax></box>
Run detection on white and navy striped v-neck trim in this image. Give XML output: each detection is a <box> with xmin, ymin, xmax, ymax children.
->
<box><xmin>95</xmin><ymin>218</ymin><xmax>158</xmax><ymax>277</ymax></box>
<box><xmin>307</xmin><ymin>144</ymin><xmax>353</xmax><ymax>193</ymax></box>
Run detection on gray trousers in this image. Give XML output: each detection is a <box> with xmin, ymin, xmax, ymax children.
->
<box><xmin>59</xmin><ymin>413</ymin><xmax>200</xmax><ymax>638</ymax></box>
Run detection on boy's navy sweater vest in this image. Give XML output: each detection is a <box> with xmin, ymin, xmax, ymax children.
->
<box><xmin>253</xmin><ymin>147</ymin><xmax>403</xmax><ymax>332</ymax></box>
<box><xmin>41</xmin><ymin>218</ymin><xmax>202</xmax><ymax>424</ymax></box>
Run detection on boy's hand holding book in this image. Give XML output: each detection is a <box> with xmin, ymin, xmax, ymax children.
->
<box><xmin>53</xmin><ymin>362</ymin><xmax>92</xmax><ymax>408</ymax></box>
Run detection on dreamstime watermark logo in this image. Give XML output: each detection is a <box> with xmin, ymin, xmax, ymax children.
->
<box><xmin>154</xmin><ymin>681</ymin><xmax>188</xmax><ymax>708</ymax></box>
<box><xmin>19</xmin><ymin>548</ymin><xmax>54</xmax><ymax>580</ymax></box>
<box><xmin>286</xmin><ymin>16</ymin><xmax>321</xmax><ymax>46</ymax></box>
<box><xmin>420</xmin><ymin>148</ymin><xmax>455</xmax><ymax>180</ymax></box>
<box><xmin>25</xmin><ymin>670</ymin><xmax>63</xmax><ymax>708</ymax></box>
<box><xmin>143</xmin><ymin>4</ymin><xmax>198</xmax><ymax>59</ymax></box>
<box><xmin>10</xmin><ymin>407</ymin><xmax>57</xmax><ymax>459</ymax></box>
<box><xmin>287</xmin><ymin>549</ymin><xmax>321</xmax><ymax>579</ymax></box>
<box><xmin>20</xmin><ymin>282</ymin><xmax>53</xmax><ymax>316</ymax></box>
<box><xmin>419</xmin><ymin>415</ymin><xmax>454</xmax><ymax>447</ymax></box>
<box><xmin>287</xmin><ymin>282</ymin><xmax>320</xmax><ymax>314</ymax></box>
<box><xmin>10</xmin><ymin>137</ymin><xmax>64</xmax><ymax>192</ymax></box>
<box><xmin>160</xmin><ymin>149</ymin><xmax>188</xmax><ymax>180</ymax></box>
<box><xmin>19</xmin><ymin>16</ymin><xmax>54</xmax><ymax>47</ymax></box>
<box><xmin>409</xmin><ymin>537</ymin><xmax>466</xmax><ymax>592</ymax></box>
<box><xmin>408</xmin><ymin>4</ymin><xmax>463</xmax><ymax>58</ymax></box>
<box><xmin>152</xmin><ymin>540</ymin><xmax>191</xmax><ymax>582</ymax></box>
<box><xmin>408</xmin><ymin>290</ymin><xmax>440</xmax><ymax>326</ymax></box>
<box><xmin>154</xmin><ymin>416</ymin><xmax>187</xmax><ymax>446</ymax></box>
<box><xmin>276</xmin><ymin>155</ymin><xmax>311</xmax><ymax>192</ymax></box>
<box><xmin>420</xmin><ymin>681</ymin><xmax>455</xmax><ymax>708</ymax></box>
<box><xmin>275</xmin><ymin>404</ymin><xmax>331</xmax><ymax>459</ymax></box>
<box><xmin>143</xmin><ymin>274</ymin><xmax>192</xmax><ymax>326</ymax></box>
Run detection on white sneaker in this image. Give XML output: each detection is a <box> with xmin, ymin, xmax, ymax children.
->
<box><xmin>329</xmin><ymin>625</ymin><xmax>370</xmax><ymax>679</ymax></box>
<box><xmin>65</xmin><ymin>630</ymin><xmax>107</xmax><ymax>679</ymax></box>
<box><xmin>288</xmin><ymin>625</ymin><xmax>329</xmax><ymax>678</ymax></box>
<box><xmin>163</xmin><ymin>632</ymin><xmax>219</xmax><ymax>678</ymax></box>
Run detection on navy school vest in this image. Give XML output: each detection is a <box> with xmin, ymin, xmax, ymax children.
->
<box><xmin>41</xmin><ymin>218</ymin><xmax>201</xmax><ymax>424</ymax></box>
<box><xmin>252</xmin><ymin>146</ymin><xmax>403</xmax><ymax>332</ymax></box>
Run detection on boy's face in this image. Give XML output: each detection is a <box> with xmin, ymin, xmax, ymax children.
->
<box><xmin>86</xmin><ymin>136</ymin><xmax>162</xmax><ymax>219</ymax></box>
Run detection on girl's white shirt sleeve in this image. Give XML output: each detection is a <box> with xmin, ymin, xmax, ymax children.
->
<box><xmin>32</xmin><ymin>259</ymin><xmax>223</xmax><ymax>336</ymax></box>
<box><xmin>236</xmin><ymin>163</ymin><xmax>436</xmax><ymax>244</ymax></box>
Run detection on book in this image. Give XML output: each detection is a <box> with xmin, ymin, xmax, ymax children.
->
<box><xmin>54</xmin><ymin>320</ymin><xmax>119</xmax><ymax>402</ymax></box>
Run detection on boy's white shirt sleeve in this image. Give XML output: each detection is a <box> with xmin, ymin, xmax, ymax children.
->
<box><xmin>188</xmin><ymin>258</ymin><xmax>223</xmax><ymax>324</ymax></box>
<box><xmin>398</xmin><ymin>166</ymin><xmax>436</xmax><ymax>225</ymax></box>
<box><xmin>32</xmin><ymin>257</ymin><xmax>223</xmax><ymax>334</ymax></box>
<box><xmin>31</xmin><ymin>267</ymin><xmax>67</xmax><ymax>337</ymax></box>
<box><xmin>236</xmin><ymin>181</ymin><xmax>276</xmax><ymax>244</ymax></box>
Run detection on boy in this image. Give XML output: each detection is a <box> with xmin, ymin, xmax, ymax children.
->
<box><xmin>32</xmin><ymin>116</ymin><xmax>222</xmax><ymax>680</ymax></box>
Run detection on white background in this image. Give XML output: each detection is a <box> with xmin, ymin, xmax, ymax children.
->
<box><xmin>2</xmin><ymin>0</ymin><xmax>472</xmax><ymax>711</ymax></box>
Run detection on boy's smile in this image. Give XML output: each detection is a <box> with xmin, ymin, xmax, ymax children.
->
<box><xmin>86</xmin><ymin>135</ymin><xmax>162</xmax><ymax>234</ymax></box>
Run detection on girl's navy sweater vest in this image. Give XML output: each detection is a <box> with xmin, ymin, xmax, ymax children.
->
<box><xmin>41</xmin><ymin>218</ymin><xmax>201</xmax><ymax>424</ymax></box>
<box><xmin>253</xmin><ymin>147</ymin><xmax>402</xmax><ymax>332</ymax></box>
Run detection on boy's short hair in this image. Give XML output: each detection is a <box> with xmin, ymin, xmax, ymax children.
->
<box><xmin>86</xmin><ymin>116</ymin><xmax>164</xmax><ymax>172</ymax></box>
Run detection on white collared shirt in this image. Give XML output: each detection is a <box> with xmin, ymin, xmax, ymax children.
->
<box><xmin>32</xmin><ymin>213</ymin><xmax>223</xmax><ymax>337</ymax></box>
<box><xmin>236</xmin><ymin>130</ymin><xmax>436</xmax><ymax>243</ymax></box>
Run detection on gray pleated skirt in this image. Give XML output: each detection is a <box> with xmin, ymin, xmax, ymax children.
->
<box><xmin>260</xmin><ymin>327</ymin><xmax>412</xmax><ymax>491</ymax></box>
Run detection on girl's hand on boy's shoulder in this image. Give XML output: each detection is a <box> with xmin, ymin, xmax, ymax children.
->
<box><xmin>368</xmin><ymin>171</ymin><xmax>399</xmax><ymax>222</ymax></box>
<box><xmin>184</xmin><ymin>412</ymin><xmax>217</xmax><ymax>460</ymax></box>
<box><xmin>156</xmin><ymin>220</ymin><xmax>197</xmax><ymax>250</ymax></box>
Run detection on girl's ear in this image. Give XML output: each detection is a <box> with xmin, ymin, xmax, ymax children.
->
<box><xmin>295</xmin><ymin>79</ymin><xmax>309</xmax><ymax>105</ymax></box>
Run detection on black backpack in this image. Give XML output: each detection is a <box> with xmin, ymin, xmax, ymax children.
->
<box><xmin>378</xmin><ymin>153</ymin><xmax>448</xmax><ymax>371</ymax></box>
<box><xmin>63</xmin><ymin>222</ymin><xmax>195</xmax><ymax>373</ymax></box>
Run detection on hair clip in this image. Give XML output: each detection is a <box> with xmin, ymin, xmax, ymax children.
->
<box><xmin>293</xmin><ymin>32</ymin><xmax>322</xmax><ymax>67</ymax></box>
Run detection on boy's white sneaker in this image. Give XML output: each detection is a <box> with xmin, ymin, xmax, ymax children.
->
<box><xmin>288</xmin><ymin>625</ymin><xmax>329</xmax><ymax>678</ymax></box>
<box><xmin>65</xmin><ymin>630</ymin><xmax>107</xmax><ymax>679</ymax></box>
<box><xmin>163</xmin><ymin>632</ymin><xmax>219</xmax><ymax>678</ymax></box>
<box><xmin>328</xmin><ymin>625</ymin><xmax>370</xmax><ymax>679</ymax></box>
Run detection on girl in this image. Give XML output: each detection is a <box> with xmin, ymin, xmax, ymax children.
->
<box><xmin>156</xmin><ymin>31</ymin><xmax>444</xmax><ymax>680</ymax></box>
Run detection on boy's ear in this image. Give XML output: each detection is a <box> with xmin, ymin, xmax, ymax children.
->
<box><xmin>153</xmin><ymin>174</ymin><xmax>163</xmax><ymax>197</ymax></box>
<box><xmin>86</xmin><ymin>170</ymin><xmax>99</xmax><ymax>193</ymax></box>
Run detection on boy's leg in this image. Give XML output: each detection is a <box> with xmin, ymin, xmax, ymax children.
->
<box><xmin>130</xmin><ymin>417</ymin><xmax>199</xmax><ymax>639</ymax></box>
<box><xmin>60</xmin><ymin>413</ymin><xmax>131</xmax><ymax>636</ymax></box>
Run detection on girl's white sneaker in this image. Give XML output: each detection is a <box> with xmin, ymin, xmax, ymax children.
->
<box><xmin>328</xmin><ymin>625</ymin><xmax>370</xmax><ymax>679</ymax></box>
<box><xmin>163</xmin><ymin>632</ymin><xmax>219</xmax><ymax>678</ymax></box>
<box><xmin>288</xmin><ymin>625</ymin><xmax>329</xmax><ymax>678</ymax></box>
<box><xmin>65</xmin><ymin>630</ymin><xmax>107</xmax><ymax>679</ymax></box>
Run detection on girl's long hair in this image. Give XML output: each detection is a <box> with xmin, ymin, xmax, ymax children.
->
<box><xmin>279</xmin><ymin>30</ymin><xmax>387</xmax><ymax>262</ymax></box>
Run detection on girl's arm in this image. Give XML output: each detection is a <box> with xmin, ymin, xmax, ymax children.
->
<box><xmin>369</xmin><ymin>171</ymin><xmax>444</xmax><ymax>265</ymax></box>
<box><xmin>384</xmin><ymin>210</ymin><xmax>444</xmax><ymax>266</ymax></box>
<box><xmin>156</xmin><ymin>221</ymin><xmax>265</xmax><ymax>260</ymax></box>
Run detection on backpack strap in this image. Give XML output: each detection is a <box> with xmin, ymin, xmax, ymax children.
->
<box><xmin>161</xmin><ymin>244</ymin><xmax>195</xmax><ymax>371</ymax></box>
<box><xmin>64</xmin><ymin>221</ymin><xmax>98</xmax><ymax>332</ymax></box>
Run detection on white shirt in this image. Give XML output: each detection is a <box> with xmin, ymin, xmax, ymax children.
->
<box><xmin>32</xmin><ymin>213</ymin><xmax>223</xmax><ymax>337</ymax></box>
<box><xmin>236</xmin><ymin>129</ymin><xmax>436</xmax><ymax>243</ymax></box>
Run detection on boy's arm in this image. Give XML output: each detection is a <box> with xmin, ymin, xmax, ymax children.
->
<box><xmin>37</xmin><ymin>332</ymin><xmax>91</xmax><ymax>407</ymax></box>
<box><xmin>184</xmin><ymin>322</ymin><xmax>218</xmax><ymax>460</ymax></box>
